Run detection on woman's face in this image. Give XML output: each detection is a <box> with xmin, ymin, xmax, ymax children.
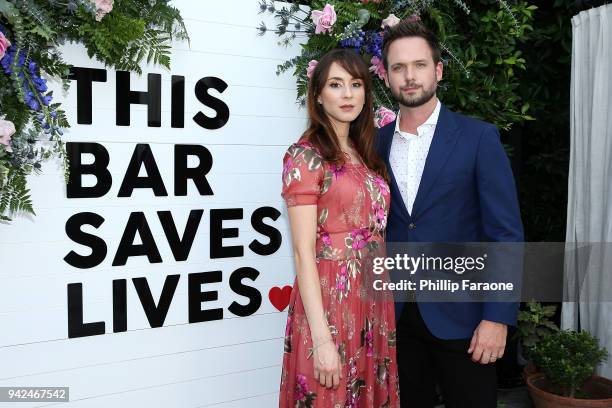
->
<box><xmin>317</xmin><ymin>62</ymin><xmax>365</xmax><ymax>129</ymax></box>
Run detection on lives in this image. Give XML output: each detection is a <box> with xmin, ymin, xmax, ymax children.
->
<box><xmin>67</xmin><ymin>268</ymin><xmax>262</xmax><ymax>339</ymax></box>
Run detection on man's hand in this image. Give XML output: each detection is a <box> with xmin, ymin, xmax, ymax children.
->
<box><xmin>467</xmin><ymin>320</ymin><xmax>507</xmax><ymax>364</ymax></box>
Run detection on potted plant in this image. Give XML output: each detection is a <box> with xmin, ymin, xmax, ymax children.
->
<box><xmin>515</xmin><ymin>301</ymin><xmax>559</xmax><ymax>378</ymax></box>
<box><xmin>527</xmin><ymin>330</ymin><xmax>612</xmax><ymax>407</ymax></box>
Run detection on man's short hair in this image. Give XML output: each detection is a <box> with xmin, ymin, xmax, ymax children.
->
<box><xmin>381</xmin><ymin>20</ymin><xmax>442</xmax><ymax>69</ymax></box>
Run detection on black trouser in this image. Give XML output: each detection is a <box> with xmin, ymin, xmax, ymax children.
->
<box><xmin>396</xmin><ymin>302</ymin><xmax>497</xmax><ymax>408</ymax></box>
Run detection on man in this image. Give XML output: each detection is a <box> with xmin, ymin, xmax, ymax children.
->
<box><xmin>376</xmin><ymin>20</ymin><xmax>524</xmax><ymax>407</ymax></box>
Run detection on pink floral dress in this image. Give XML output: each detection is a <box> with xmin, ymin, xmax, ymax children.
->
<box><xmin>279</xmin><ymin>139</ymin><xmax>400</xmax><ymax>408</ymax></box>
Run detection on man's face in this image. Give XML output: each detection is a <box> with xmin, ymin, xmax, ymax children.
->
<box><xmin>384</xmin><ymin>36</ymin><xmax>443</xmax><ymax>108</ymax></box>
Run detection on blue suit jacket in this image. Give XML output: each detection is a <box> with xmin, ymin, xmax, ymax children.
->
<box><xmin>376</xmin><ymin>103</ymin><xmax>524</xmax><ymax>340</ymax></box>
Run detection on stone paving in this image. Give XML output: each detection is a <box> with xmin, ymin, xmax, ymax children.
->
<box><xmin>433</xmin><ymin>387</ymin><xmax>534</xmax><ymax>408</ymax></box>
<box><xmin>497</xmin><ymin>387</ymin><xmax>534</xmax><ymax>408</ymax></box>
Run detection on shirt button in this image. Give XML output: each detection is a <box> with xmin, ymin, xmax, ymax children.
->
<box><xmin>408</xmin><ymin>223</ymin><xmax>416</xmax><ymax>230</ymax></box>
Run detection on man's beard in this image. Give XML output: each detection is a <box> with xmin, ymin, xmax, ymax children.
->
<box><xmin>391</xmin><ymin>81</ymin><xmax>437</xmax><ymax>108</ymax></box>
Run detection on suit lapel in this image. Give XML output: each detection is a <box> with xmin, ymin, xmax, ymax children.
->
<box><xmin>411</xmin><ymin>105</ymin><xmax>460</xmax><ymax>219</ymax></box>
<box><xmin>379</xmin><ymin>121</ymin><xmax>411</xmax><ymax>224</ymax></box>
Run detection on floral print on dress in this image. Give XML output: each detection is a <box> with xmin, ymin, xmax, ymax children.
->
<box><xmin>372</xmin><ymin>202</ymin><xmax>387</xmax><ymax>231</ymax></box>
<box><xmin>345</xmin><ymin>357</ymin><xmax>366</xmax><ymax>408</ymax></box>
<box><xmin>376</xmin><ymin>357</ymin><xmax>391</xmax><ymax>386</ymax></box>
<box><xmin>295</xmin><ymin>374</ymin><xmax>317</xmax><ymax>407</ymax></box>
<box><xmin>279</xmin><ymin>139</ymin><xmax>399</xmax><ymax>408</ymax></box>
<box><xmin>348</xmin><ymin>227</ymin><xmax>371</xmax><ymax>250</ymax></box>
<box><xmin>336</xmin><ymin>263</ymin><xmax>351</xmax><ymax>302</ymax></box>
<box><xmin>284</xmin><ymin>305</ymin><xmax>294</xmax><ymax>353</ymax></box>
<box><xmin>331</xmin><ymin>163</ymin><xmax>346</xmax><ymax>178</ymax></box>
<box><xmin>361</xmin><ymin>316</ymin><xmax>374</xmax><ymax>357</ymax></box>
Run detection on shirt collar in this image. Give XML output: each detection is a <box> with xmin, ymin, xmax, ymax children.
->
<box><xmin>394</xmin><ymin>99</ymin><xmax>441</xmax><ymax>137</ymax></box>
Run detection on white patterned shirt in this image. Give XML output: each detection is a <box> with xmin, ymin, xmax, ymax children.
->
<box><xmin>389</xmin><ymin>100</ymin><xmax>441</xmax><ymax>215</ymax></box>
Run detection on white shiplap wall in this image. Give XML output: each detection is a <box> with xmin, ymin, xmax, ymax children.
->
<box><xmin>0</xmin><ymin>1</ymin><xmax>305</xmax><ymax>406</ymax></box>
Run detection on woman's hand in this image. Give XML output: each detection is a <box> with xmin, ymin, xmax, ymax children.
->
<box><xmin>313</xmin><ymin>341</ymin><xmax>343</xmax><ymax>389</ymax></box>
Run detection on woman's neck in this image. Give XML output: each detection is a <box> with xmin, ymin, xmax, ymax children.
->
<box><xmin>332</xmin><ymin>121</ymin><xmax>351</xmax><ymax>150</ymax></box>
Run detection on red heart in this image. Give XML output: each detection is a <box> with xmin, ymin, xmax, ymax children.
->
<box><xmin>268</xmin><ymin>285</ymin><xmax>292</xmax><ymax>311</ymax></box>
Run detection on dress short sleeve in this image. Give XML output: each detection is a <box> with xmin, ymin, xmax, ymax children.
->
<box><xmin>281</xmin><ymin>142</ymin><xmax>324</xmax><ymax>207</ymax></box>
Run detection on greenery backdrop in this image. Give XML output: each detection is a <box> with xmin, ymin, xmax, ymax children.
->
<box><xmin>259</xmin><ymin>0</ymin><xmax>573</xmax><ymax>242</ymax></box>
<box><xmin>0</xmin><ymin>0</ymin><xmax>187</xmax><ymax>221</ymax></box>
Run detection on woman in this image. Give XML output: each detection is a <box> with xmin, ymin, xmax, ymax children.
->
<box><xmin>279</xmin><ymin>49</ymin><xmax>400</xmax><ymax>407</ymax></box>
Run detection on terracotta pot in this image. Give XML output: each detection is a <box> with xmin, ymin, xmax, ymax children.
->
<box><xmin>523</xmin><ymin>362</ymin><xmax>540</xmax><ymax>381</ymax></box>
<box><xmin>527</xmin><ymin>373</ymin><xmax>612</xmax><ymax>408</ymax></box>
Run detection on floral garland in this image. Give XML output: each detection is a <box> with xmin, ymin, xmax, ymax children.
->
<box><xmin>0</xmin><ymin>0</ymin><xmax>188</xmax><ymax>221</ymax></box>
<box><xmin>258</xmin><ymin>0</ymin><xmax>536</xmax><ymax>130</ymax></box>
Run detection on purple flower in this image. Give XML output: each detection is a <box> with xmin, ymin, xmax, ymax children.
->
<box><xmin>34</xmin><ymin>77</ymin><xmax>48</xmax><ymax>92</ymax></box>
<box><xmin>364</xmin><ymin>30</ymin><xmax>383</xmax><ymax>58</ymax></box>
<box><xmin>41</xmin><ymin>94</ymin><xmax>52</xmax><ymax>106</ymax></box>
<box><xmin>340</xmin><ymin>30</ymin><xmax>365</xmax><ymax>50</ymax></box>
<box><xmin>1</xmin><ymin>47</ymin><xmax>15</xmax><ymax>74</ymax></box>
<box><xmin>27</xmin><ymin>99</ymin><xmax>40</xmax><ymax>111</ymax></box>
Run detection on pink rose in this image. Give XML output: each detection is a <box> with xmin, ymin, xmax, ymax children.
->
<box><xmin>0</xmin><ymin>119</ymin><xmax>15</xmax><ymax>153</ymax></box>
<box><xmin>0</xmin><ymin>32</ymin><xmax>11</xmax><ymax>61</ymax></box>
<box><xmin>369</xmin><ymin>55</ymin><xmax>386</xmax><ymax>80</ymax></box>
<box><xmin>374</xmin><ymin>106</ymin><xmax>396</xmax><ymax>128</ymax></box>
<box><xmin>310</xmin><ymin>4</ymin><xmax>337</xmax><ymax>35</ymax></box>
<box><xmin>306</xmin><ymin>59</ymin><xmax>318</xmax><ymax>79</ymax></box>
<box><xmin>381</xmin><ymin>13</ymin><xmax>401</xmax><ymax>29</ymax></box>
<box><xmin>94</xmin><ymin>0</ymin><xmax>113</xmax><ymax>21</ymax></box>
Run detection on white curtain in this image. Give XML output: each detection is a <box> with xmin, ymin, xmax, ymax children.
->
<box><xmin>562</xmin><ymin>3</ymin><xmax>612</xmax><ymax>378</ymax></box>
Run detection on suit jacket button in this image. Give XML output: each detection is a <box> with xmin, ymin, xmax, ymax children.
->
<box><xmin>408</xmin><ymin>223</ymin><xmax>416</xmax><ymax>230</ymax></box>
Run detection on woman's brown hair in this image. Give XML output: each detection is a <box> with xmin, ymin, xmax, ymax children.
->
<box><xmin>303</xmin><ymin>48</ymin><xmax>389</xmax><ymax>183</ymax></box>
